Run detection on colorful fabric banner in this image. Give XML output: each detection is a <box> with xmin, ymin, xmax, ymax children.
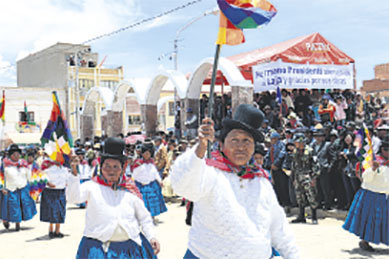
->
<box><xmin>0</xmin><ymin>90</ymin><xmax>5</xmax><ymax>122</ymax></box>
<box><xmin>216</xmin><ymin>0</ymin><xmax>277</xmax><ymax>46</ymax></box>
<box><xmin>41</xmin><ymin>92</ymin><xmax>73</xmax><ymax>167</ymax></box>
<box><xmin>29</xmin><ymin>162</ymin><xmax>48</xmax><ymax>201</ymax></box>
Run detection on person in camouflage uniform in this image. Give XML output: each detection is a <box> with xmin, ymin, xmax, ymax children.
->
<box><xmin>290</xmin><ymin>133</ymin><xmax>320</xmax><ymax>224</ymax></box>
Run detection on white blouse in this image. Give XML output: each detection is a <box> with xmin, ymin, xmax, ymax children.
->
<box><xmin>3</xmin><ymin>165</ymin><xmax>30</xmax><ymax>192</ymax></box>
<box><xmin>361</xmin><ymin>164</ymin><xmax>389</xmax><ymax>194</ymax></box>
<box><xmin>171</xmin><ymin>146</ymin><xmax>299</xmax><ymax>259</ymax></box>
<box><xmin>43</xmin><ymin>165</ymin><xmax>72</xmax><ymax>190</ymax></box>
<box><xmin>132</xmin><ymin>163</ymin><xmax>161</xmax><ymax>185</ymax></box>
<box><xmin>66</xmin><ymin>174</ymin><xmax>156</xmax><ymax>245</ymax></box>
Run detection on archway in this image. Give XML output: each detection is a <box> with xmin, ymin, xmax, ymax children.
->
<box><xmin>184</xmin><ymin>57</ymin><xmax>252</xmax><ymax>131</ymax></box>
<box><xmin>80</xmin><ymin>87</ymin><xmax>114</xmax><ymax>141</ymax></box>
<box><xmin>142</xmin><ymin>70</ymin><xmax>188</xmax><ymax>136</ymax></box>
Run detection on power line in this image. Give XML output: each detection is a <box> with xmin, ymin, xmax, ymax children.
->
<box><xmin>0</xmin><ymin>0</ymin><xmax>204</xmax><ymax>71</ymax></box>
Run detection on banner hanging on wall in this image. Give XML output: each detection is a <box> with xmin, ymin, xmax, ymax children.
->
<box><xmin>252</xmin><ymin>60</ymin><xmax>354</xmax><ymax>92</ymax></box>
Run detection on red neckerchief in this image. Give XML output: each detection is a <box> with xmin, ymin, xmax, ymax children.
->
<box><xmin>3</xmin><ymin>158</ymin><xmax>28</xmax><ymax>168</ymax></box>
<box><xmin>376</xmin><ymin>155</ymin><xmax>389</xmax><ymax>166</ymax></box>
<box><xmin>41</xmin><ymin>160</ymin><xmax>61</xmax><ymax>171</ymax></box>
<box><xmin>92</xmin><ymin>175</ymin><xmax>143</xmax><ymax>200</ymax></box>
<box><xmin>131</xmin><ymin>158</ymin><xmax>155</xmax><ymax>171</ymax></box>
<box><xmin>205</xmin><ymin>150</ymin><xmax>269</xmax><ymax>179</ymax></box>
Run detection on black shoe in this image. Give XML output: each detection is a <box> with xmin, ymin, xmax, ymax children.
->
<box><xmin>291</xmin><ymin>217</ymin><xmax>306</xmax><ymax>223</ymax></box>
<box><xmin>15</xmin><ymin>223</ymin><xmax>20</xmax><ymax>231</ymax></box>
<box><xmin>359</xmin><ymin>241</ymin><xmax>374</xmax><ymax>252</ymax></box>
<box><xmin>54</xmin><ymin>232</ymin><xmax>64</xmax><ymax>238</ymax></box>
<box><xmin>49</xmin><ymin>231</ymin><xmax>55</xmax><ymax>239</ymax></box>
<box><xmin>3</xmin><ymin>221</ymin><xmax>9</xmax><ymax>230</ymax></box>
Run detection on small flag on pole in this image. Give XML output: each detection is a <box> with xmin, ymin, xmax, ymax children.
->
<box><xmin>24</xmin><ymin>100</ymin><xmax>30</xmax><ymax>123</ymax></box>
<box><xmin>216</xmin><ymin>0</ymin><xmax>277</xmax><ymax>45</ymax></box>
<box><xmin>41</xmin><ymin>92</ymin><xmax>73</xmax><ymax>166</ymax></box>
<box><xmin>0</xmin><ymin>90</ymin><xmax>5</xmax><ymax>123</ymax></box>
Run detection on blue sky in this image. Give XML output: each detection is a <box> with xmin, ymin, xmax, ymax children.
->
<box><xmin>0</xmin><ymin>0</ymin><xmax>388</xmax><ymax>88</ymax></box>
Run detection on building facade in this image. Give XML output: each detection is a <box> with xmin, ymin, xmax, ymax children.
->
<box><xmin>361</xmin><ymin>62</ymin><xmax>389</xmax><ymax>99</ymax></box>
<box><xmin>17</xmin><ymin>42</ymin><xmax>124</xmax><ymax>138</ymax></box>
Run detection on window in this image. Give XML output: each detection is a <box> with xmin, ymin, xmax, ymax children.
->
<box><xmin>128</xmin><ymin>115</ymin><xmax>142</xmax><ymax>125</ymax></box>
<box><xmin>19</xmin><ymin>111</ymin><xmax>34</xmax><ymax>122</ymax></box>
<box><xmin>79</xmin><ymin>79</ymin><xmax>94</xmax><ymax>89</ymax></box>
<box><xmin>101</xmin><ymin>80</ymin><xmax>117</xmax><ymax>89</ymax></box>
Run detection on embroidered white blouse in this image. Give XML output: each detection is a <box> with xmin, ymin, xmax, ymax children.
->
<box><xmin>66</xmin><ymin>174</ymin><xmax>156</xmax><ymax>245</ymax></box>
<box><xmin>132</xmin><ymin>163</ymin><xmax>161</xmax><ymax>185</ymax></box>
<box><xmin>171</xmin><ymin>146</ymin><xmax>300</xmax><ymax>259</ymax></box>
<box><xmin>3</xmin><ymin>165</ymin><xmax>30</xmax><ymax>192</ymax></box>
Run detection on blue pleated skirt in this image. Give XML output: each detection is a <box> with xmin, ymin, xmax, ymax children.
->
<box><xmin>1</xmin><ymin>185</ymin><xmax>37</xmax><ymax>223</ymax></box>
<box><xmin>343</xmin><ymin>188</ymin><xmax>389</xmax><ymax>245</ymax></box>
<box><xmin>135</xmin><ymin>180</ymin><xmax>167</xmax><ymax>217</ymax></box>
<box><xmin>40</xmin><ymin>188</ymin><xmax>66</xmax><ymax>223</ymax></box>
<box><xmin>76</xmin><ymin>233</ymin><xmax>157</xmax><ymax>259</ymax></box>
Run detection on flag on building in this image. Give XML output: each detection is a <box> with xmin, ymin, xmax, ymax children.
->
<box><xmin>0</xmin><ymin>90</ymin><xmax>5</xmax><ymax>123</ymax></box>
<box><xmin>216</xmin><ymin>0</ymin><xmax>277</xmax><ymax>45</ymax></box>
<box><xmin>24</xmin><ymin>100</ymin><xmax>30</xmax><ymax>123</ymax></box>
<box><xmin>41</xmin><ymin>92</ymin><xmax>73</xmax><ymax>166</ymax></box>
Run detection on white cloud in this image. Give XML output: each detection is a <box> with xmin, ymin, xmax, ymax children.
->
<box><xmin>0</xmin><ymin>0</ymin><xmax>145</xmax><ymax>84</ymax></box>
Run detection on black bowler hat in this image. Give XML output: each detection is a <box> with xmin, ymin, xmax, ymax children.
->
<box><xmin>254</xmin><ymin>143</ymin><xmax>266</xmax><ymax>156</ymax></box>
<box><xmin>221</xmin><ymin>104</ymin><xmax>264</xmax><ymax>142</ymax></box>
<box><xmin>100</xmin><ymin>137</ymin><xmax>126</xmax><ymax>162</ymax></box>
<box><xmin>8</xmin><ymin>144</ymin><xmax>22</xmax><ymax>156</ymax></box>
<box><xmin>141</xmin><ymin>141</ymin><xmax>155</xmax><ymax>157</ymax></box>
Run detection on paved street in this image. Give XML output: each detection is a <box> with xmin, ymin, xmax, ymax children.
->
<box><xmin>0</xmin><ymin>200</ymin><xmax>388</xmax><ymax>259</ymax></box>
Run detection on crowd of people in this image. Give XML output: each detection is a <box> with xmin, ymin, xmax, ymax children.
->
<box><xmin>0</xmin><ymin>88</ymin><xmax>388</xmax><ymax>258</ymax></box>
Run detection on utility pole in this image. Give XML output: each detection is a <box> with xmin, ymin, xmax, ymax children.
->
<box><xmin>172</xmin><ymin>7</ymin><xmax>218</xmax><ymax>138</ymax></box>
<box><xmin>75</xmin><ymin>52</ymin><xmax>81</xmax><ymax>139</ymax></box>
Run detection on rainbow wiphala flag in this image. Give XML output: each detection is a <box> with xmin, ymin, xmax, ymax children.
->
<box><xmin>41</xmin><ymin>92</ymin><xmax>73</xmax><ymax>167</ymax></box>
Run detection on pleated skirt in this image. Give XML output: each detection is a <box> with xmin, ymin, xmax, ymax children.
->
<box><xmin>343</xmin><ymin>188</ymin><xmax>389</xmax><ymax>245</ymax></box>
<box><xmin>0</xmin><ymin>185</ymin><xmax>37</xmax><ymax>222</ymax></box>
<box><xmin>40</xmin><ymin>188</ymin><xmax>66</xmax><ymax>223</ymax></box>
<box><xmin>76</xmin><ymin>233</ymin><xmax>157</xmax><ymax>259</ymax></box>
<box><xmin>135</xmin><ymin>180</ymin><xmax>167</xmax><ymax>217</ymax></box>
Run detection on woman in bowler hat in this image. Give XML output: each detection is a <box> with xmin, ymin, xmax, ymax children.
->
<box><xmin>1</xmin><ymin>144</ymin><xmax>37</xmax><ymax>231</ymax></box>
<box><xmin>67</xmin><ymin>137</ymin><xmax>160</xmax><ymax>259</ymax></box>
<box><xmin>171</xmin><ymin>104</ymin><xmax>299</xmax><ymax>259</ymax></box>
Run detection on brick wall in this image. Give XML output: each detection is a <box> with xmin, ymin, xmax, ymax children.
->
<box><xmin>374</xmin><ymin>63</ymin><xmax>389</xmax><ymax>80</ymax></box>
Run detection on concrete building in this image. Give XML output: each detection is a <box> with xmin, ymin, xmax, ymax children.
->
<box><xmin>0</xmin><ymin>87</ymin><xmax>66</xmax><ymax>149</ymax></box>
<box><xmin>361</xmin><ymin>62</ymin><xmax>389</xmax><ymax>99</ymax></box>
<box><xmin>17</xmin><ymin>42</ymin><xmax>124</xmax><ymax>138</ymax></box>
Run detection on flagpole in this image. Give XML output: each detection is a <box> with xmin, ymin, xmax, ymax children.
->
<box><xmin>207</xmin><ymin>44</ymin><xmax>222</xmax><ymax>158</ymax></box>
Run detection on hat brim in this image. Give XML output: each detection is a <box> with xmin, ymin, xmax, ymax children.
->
<box><xmin>8</xmin><ymin>148</ymin><xmax>22</xmax><ymax>155</ymax></box>
<box><xmin>222</xmin><ymin>119</ymin><xmax>264</xmax><ymax>143</ymax></box>
<box><xmin>100</xmin><ymin>153</ymin><xmax>126</xmax><ymax>161</ymax></box>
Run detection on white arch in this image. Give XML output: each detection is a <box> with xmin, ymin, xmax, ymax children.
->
<box><xmin>186</xmin><ymin>57</ymin><xmax>251</xmax><ymax>99</ymax></box>
<box><xmin>111</xmin><ymin>80</ymin><xmax>144</xmax><ymax>112</ymax></box>
<box><xmin>145</xmin><ymin>69</ymin><xmax>188</xmax><ymax>105</ymax></box>
<box><xmin>81</xmin><ymin>86</ymin><xmax>114</xmax><ymax>115</ymax></box>
<box><xmin>157</xmin><ymin>95</ymin><xmax>174</xmax><ymax>113</ymax></box>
